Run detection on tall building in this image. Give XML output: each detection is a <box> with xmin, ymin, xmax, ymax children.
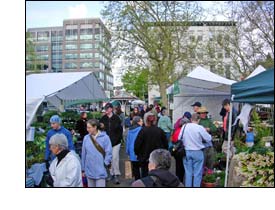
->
<box><xmin>27</xmin><ymin>18</ymin><xmax>113</xmax><ymax>94</ymax></box>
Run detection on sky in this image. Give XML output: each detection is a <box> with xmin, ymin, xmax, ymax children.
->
<box><xmin>26</xmin><ymin>1</ymin><xmax>227</xmax><ymax>86</ymax></box>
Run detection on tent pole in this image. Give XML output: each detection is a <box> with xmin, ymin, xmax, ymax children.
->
<box><xmin>224</xmin><ymin>96</ymin><xmax>234</xmax><ymax>187</ymax></box>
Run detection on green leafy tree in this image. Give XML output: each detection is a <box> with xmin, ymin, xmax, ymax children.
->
<box><xmin>122</xmin><ymin>66</ymin><xmax>149</xmax><ymax>100</ymax></box>
<box><xmin>26</xmin><ymin>32</ymin><xmax>44</xmax><ymax>73</ymax></box>
<box><xmin>102</xmin><ymin>1</ymin><xmax>204</xmax><ymax>107</ymax></box>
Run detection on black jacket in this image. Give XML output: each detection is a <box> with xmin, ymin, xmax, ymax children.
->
<box><xmin>100</xmin><ymin>113</ymin><xmax>123</xmax><ymax>147</ymax></box>
<box><xmin>75</xmin><ymin>119</ymin><xmax>88</xmax><ymax>140</ymax></box>
<box><xmin>134</xmin><ymin>126</ymin><xmax>168</xmax><ymax>163</ymax></box>
<box><xmin>141</xmin><ymin>169</ymin><xmax>183</xmax><ymax>187</ymax></box>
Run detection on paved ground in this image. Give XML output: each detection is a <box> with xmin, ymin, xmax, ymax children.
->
<box><xmin>106</xmin><ymin>144</ymin><xmax>176</xmax><ymax>187</ymax></box>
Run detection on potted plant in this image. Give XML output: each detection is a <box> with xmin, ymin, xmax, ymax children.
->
<box><xmin>202</xmin><ymin>174</ymin><xmax>217</xmax><ymax>187</ymax></box>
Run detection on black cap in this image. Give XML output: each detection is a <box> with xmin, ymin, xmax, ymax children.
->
<box><xmin>191</xmin><ymin>102</ymin><xmax>202</xmax><ymax>107</ymax></box>
<box><xmin>104</xmin><ymin>103</ymin><xmax>113</xmax><ymax>110</ymax></box>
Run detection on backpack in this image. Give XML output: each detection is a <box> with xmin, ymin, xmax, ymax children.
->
<box><xmin>141</xmin><ymin>176</ymin><xmax>163</xmax><ymax>187</ymax></box>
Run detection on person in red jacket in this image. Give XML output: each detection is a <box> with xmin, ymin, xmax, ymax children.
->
<box><xmin>171</xmin><ymin>112</ymin><xmax>191</xmax><ymax>182</ymax></box>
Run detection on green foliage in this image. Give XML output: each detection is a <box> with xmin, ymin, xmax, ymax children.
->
<box><xmin>203</xmin><ymin>174</ymin><xmax>216</xmax><ymax>183</ymax></box>
<box><xmin>26</xmin><ymin>132</ymin><xmax>46</xmax><ymax>168</ymax></box>
<box><xmin>122</xmin><ymin>67</ymin><xmax>149</xmax><ymax>100</ymax></box>
<box><xmin>234</xmin><ymin>152</ymin><xmax>274</xmax><ymax>187</ymax></box>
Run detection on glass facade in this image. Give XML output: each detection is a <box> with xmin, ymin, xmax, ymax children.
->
<box><xmin>37</xmin><ymin>31</ymin><xmax>49</xmax><ymax>41</ymax></box>
<box><xmin>36</xmin><ymin>45</ymin><xmax>48</xmax><ymax>52</ymax></box>
<box><xmin>80</xmin><ymin>62</ymin><xmax>93</xmax><ymax>69</ymax></box>
<box><xmin>52</xmin><ymin>53</ymin><xmax>62</xmax><ymax>60</ymax></box>
<box><xmin>64</xmin><ymin>62</ymin><xmax>77</xmax><ymax>69</ymax></box>
<box><xmin>80</xmin><ymin>53</ymin><xmax>93</xmax><ymax>59</ymax></box>
<box><xmin>65</xmin><ymin>53</ymin><xmax>78</xmax><ymax>59</ymax></box>
<box><xmin>65</xmin><ymin>44</ymin><xmax>78</xmax><ymax>50</ymax></box>
<box><xmin>80</xmin><ymin>43</ymin><xmax>93</xmax><ymax>50</ymax></box>
<box><xmin>80</xmin><ymin>29</ymin><xmax>93</xmax><ymax>40</ymax></box>
<box><xmin>37</xmin><ymin>54</ymin><xmax>49</xmax><ymax>60</ymax></box>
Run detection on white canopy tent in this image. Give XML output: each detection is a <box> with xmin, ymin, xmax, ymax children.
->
<box><xmin>172</xmin><ymin>66</ymin><xmax>236</xmax><ymax>123</ymax></box>
<box><xmin>26</xmin><ymin>72</ymin><xmax>107</xmax><ymax>129</ymax></box>
<box><xmin>246</xmin><ymin>65</ymin><xmax>266</xmax><ymax>79</ymax></box>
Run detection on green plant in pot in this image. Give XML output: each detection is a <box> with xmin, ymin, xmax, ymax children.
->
<box><xmin>202</xmin><ymin>174</ymin><xmax>216</xmax><ymax>187</ymax></box>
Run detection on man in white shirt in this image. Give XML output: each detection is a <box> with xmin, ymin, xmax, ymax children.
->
<box><xmin>178</xmin><ymin>113</ymin><xmax>212</xmax><ymax>187</ymax></box>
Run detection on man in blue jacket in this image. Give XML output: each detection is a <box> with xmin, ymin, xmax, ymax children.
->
<box><xmin>45</xmin><ymin>115</ymin><xmax>75</xmax><ymax>167</ymax></box>
<box><xmin>126</xmin><ymin>116</ymin><xmax>143</xmax><ymax>180</ymax></box>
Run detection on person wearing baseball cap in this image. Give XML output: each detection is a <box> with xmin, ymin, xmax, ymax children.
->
<box><xmin>191</xmin><ymin>101</ymin><xmax>202</xmax><ymax>113</ymax></box>
<box><xmin>197</xmin><ymin>107</ymin><xmax>217</xmax><ymax>170</ymax></box>
<box><xmin>100</xmin><ymin>102</ymin><xmax>123</xmax><ymax>184</ymax></box>
<box><xmin>45</xmin><ymin>115</ymin><xmax>75</xmax><ymax>165</ymax></box>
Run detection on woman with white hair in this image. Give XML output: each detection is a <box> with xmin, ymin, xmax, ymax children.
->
<box><xmin>48</xmin><ymin>133</ymin><xmax>82</xmax><ymax>187</ymax></box>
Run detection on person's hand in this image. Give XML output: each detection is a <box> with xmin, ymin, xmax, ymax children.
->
<box><xmin>205</xmin><ymin>128</ymin><xmax>210</xmax><ymax>132</ymax></box>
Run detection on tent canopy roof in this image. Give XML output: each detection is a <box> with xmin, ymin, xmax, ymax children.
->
<box><xmin>246</xmin><ymin>65</ymin><xmax>265</xmax><ymax>79</ymax></box>
<box><xmin>26</xmin><ymin>72</ymin><xmax>107</xmax><ymax>129</ymax></box>
<box><xmin>231</xmin><ymin>68</ymin><xmax>274</xmax><ymax>104</ymax></box>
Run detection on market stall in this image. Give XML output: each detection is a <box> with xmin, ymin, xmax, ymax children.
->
<box><xmin>172</xmin><ymin>66</ymin><xmax>236</xmax><ymax>124</ymax></box>
<box><xmin>224</xmin><ymin>67</ymin><xmax>274</xmax><ymax>187</ymax></box>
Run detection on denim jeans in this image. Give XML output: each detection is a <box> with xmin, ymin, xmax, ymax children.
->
<box><xmin>183</xmin><ymin>150</ymin><xmax>204</xmax><ymax>187</ymax></box>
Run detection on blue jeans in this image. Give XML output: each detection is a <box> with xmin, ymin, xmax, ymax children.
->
<box><xmin>183</xmin><ymin>150</ymin><xmax>204</xmax><ymax>187</ymax></box>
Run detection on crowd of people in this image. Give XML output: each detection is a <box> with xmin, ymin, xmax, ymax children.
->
<box><xmin>43</xmin><ymin>99</ymin><xmax>236</xmax><ymax>187</ymax></box>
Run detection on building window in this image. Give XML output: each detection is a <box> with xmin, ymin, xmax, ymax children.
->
<box><xmin>210</xmin><ymin>65</ymin><xmax>215</xmax><ymax>72</ymax></box>
<box><xmin>65</xmin><ymin>44</ymin><xmax>78</xmax><ymax>50</ymax></box>
<box><xmin>99</xmin><ymin>72</ymin><xmax>104</xmax><ymax>80</ymax></box>
<box><xmin>80</xmin><ymin>53</ymin><xmax>93</xmax><ymax>59</ymax></box>
<box><xmin>94</xmin><ymin>52</ymin><xmax>100</xmax><ymax>58</ymax></box>
<box><xmin>189</xmin><ymin>35</ymin><xmax>195</xmax><ymax>42</ymax></box>
<box><xmin>94</xmin><ymin>34</ymin><xmax>100</xmax><ymax>40</ymax></box>
<box><xmin>37</xmin><ymin>31</ymin><xmax>49</xmax><ymax>41</ymax></box>
<box><xmin>52</xmin><ymin>44</ymin><xmax>62</xmax><ymax>51</ymax></box>
<box><xmin>94</xmin><ymin>43</ymin><xmax>99</xmax><ymax>49</ymax></box>
<box><xmin>94</xmin><ymin>62</ymin><xmax>100</xmax><ymax>68</ymax></box>
<box><xmin>64</xmin><ymin>62</ymin><xmax>77</xmax><ymax>69</ymax></box>
<box><xmin>100</xmin><ymin>81</ymin><xmax>104</xmax><ymax>87</ymax></box>
<box><xmin>197</xmin><ymin>35</ymin><xmax>203</xmax><ymax>41</ymax></box>
<box><xmin>52</xmin><ymin>54</ymin><xmax>62</xmax><ymax>60</ymax></box>
<box><xmin>225</xmin><ymin>65</ymin><xmax>231</xmax><ymax>78</ymax></box>
<box><xmin>65</xmin><ymin>53</ymin><xmax>78</xmax><ymax>59</ymax></box>
<box><xmin>36</xmin><ymin>45</ymin><xmax>49</xmax><ymax>52</ymax></box>
<box><xmin>80</xmin><ymin>43</ymin><xmax>93</xmax><ymax>50</ymax></box>
<box><xmin>52</xmin><ymin>63</ymin><xmax>62</xmax><ymax>70</ymax></box>
<box><xmin>80</xmin><ymin>62</ymin><xmax>93</xmax><ymax>69</ymax></box>
<box><xmin>218</xmin><ymin>52</ymin><xmax>223</xmax><ymax>59</ymax></box>
<box><xmin>37</xmin><ymin>54</ymin><xmax>49</xmax><ymax>60</ymax></box>
<box><xmin>65</xmin><ymin>29</ymin><xmax>78</xmax><ymax>40</ymax></box>
<box><xmin>80</xmin><ymin>29</ymin><xmax>93</xmax><ymax>40</ymax></box>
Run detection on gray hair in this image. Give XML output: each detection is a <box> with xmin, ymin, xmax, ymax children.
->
<box><xmin>149</xmin><ymin>149</ymin><xmax>171</xmax><ymax>170</ymax></box>
<box><xmin>191</xmin><ymin>113</ymin><xmax>200</xmax><ymax>122</ymax></box>
<box><xmin>49</xmin><ymin>133</ymin><xmax>68</xmax><ymax>150</ymax></box>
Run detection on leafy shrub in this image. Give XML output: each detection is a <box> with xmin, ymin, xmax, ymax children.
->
<box><xmin>234</xmin><ymin>152</ymin><xmax>274</xmax><ymax>187</ymax></box>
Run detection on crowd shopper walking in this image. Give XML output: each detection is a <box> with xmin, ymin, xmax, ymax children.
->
<box><xmin>41</xmin><ymin>98</ymin><xmax>235</xmax><ymax>188</ymax></box>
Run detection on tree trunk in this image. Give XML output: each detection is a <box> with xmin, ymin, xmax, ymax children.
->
<box><xmin>159</xmin><ymin>82</ymin><xmax>168</xmax><ymax>108</ymax></box>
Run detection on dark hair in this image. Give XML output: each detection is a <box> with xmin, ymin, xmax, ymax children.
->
<box><xmin>80</xmin><ymin>112</ymin><xmax>87</xmax><ymax>118</ymax></box>
<box><xmin>115</xmin><ymin>106</ymin><xmax>123</xmax><ymax>115</ymax></box>
<box><xmin>146</xmin><ymin>115</ymin><xmax>156</xmax><ymax>127</ymax></box>
<box><xmin>222</xmin><ymin>99</ymin><xmax>230</xmax><ymax>106</ymax></box>
<box><xmin>87</xmin><ymin>119</ymin><xmax>105</xmax><ymax>131</ymax></box>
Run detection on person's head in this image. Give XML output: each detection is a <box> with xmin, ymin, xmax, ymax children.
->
<box><xmin>161</xmin><ymin>107</ymin><xmax>167</xmax><ymax>116</ymax></box>
<box><xmin>146</xmin><ymin>114</ymin><xmax>156</xmax><ymax>127</ymax></box>
<box><xmin>191</xmin><ymin>102</ymin><xmax>202</xmax><ymax>113</ymax></box>
<box><xmin>148</xmin><ymin>149</ymin><xmax>171</xmax><ymax>171</ymax></box>
<box><xmin>132</xmin><ymin>116</ymin><xmax>143</xmax><ymax>127</ymax></box>
<box><xmin>115</xmin><ymin>106</ymin><xmax>123</xmax><ymax>115</ymax></box>
<box><xmin>197</xmin><ymin>106</ymin><xmax>209</xmax><ymax>119</ymax></box>
<box><xmin>87</xmin><ymin>119</ymin><xmax>104</xmax><ymax>135</ymax></box>
<box><xmin>191</xmin><ymin>113</ymin><xmax>200</xmax><ymax>124</ymax></box>
<box><xmin>222</xmin><ymin>99</ymin><xmax>231</xmax><ymax>112</ymax></box>
<box><xmin>149</xmin><ymin>104</ymin><xmax>154</xmax><ymax>109</ymax></box>
<box><xmin>143</xmin><ymin>104</ymin><xmax>147</xmax><ymax>110</ymax></box>
<box><xmin>133</xmin><ymin>107</ymin><xmax>139</xmax><ymax>114</ymax></box>
<box><xmin>49</xmin><ymin>133</ymin><xmax>68</xmax><ymax>155</ymax></box>
<box><xmin>104</xmin><ymin>103</ymin><xmax>113</xmax><ymax>115</ymax></box>
<box><xmin>80</xmin><ymin>112</ymin><xmax>87</xmax><ymax>119</ymax></box>
<box><xmin>183</xmin><ymin>111</ymin><xmax>192</xmax><ymax>120</ymax></box>
<box><xmin>50</xmin><ymin>115</ymin><xmax>62</xmax><ymax>130</ymax></box>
